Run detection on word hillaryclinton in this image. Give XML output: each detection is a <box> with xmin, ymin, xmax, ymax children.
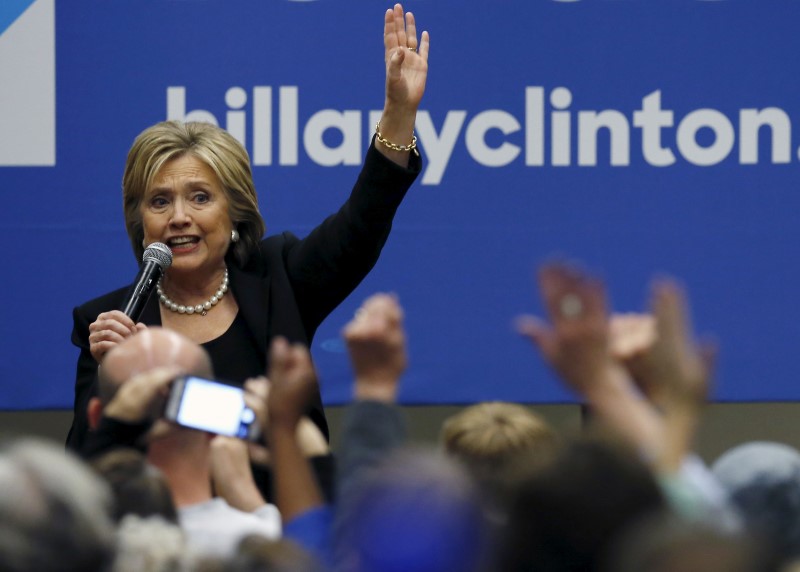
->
<box><xmin>168</xmin><ymin>86</ymin><xmax>795</xmax><ymax>185</ymax></box>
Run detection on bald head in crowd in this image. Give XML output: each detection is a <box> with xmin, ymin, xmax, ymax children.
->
<box><xmin>98</xmin><ymin>327</ymin><xmax>212</xmax><ymax>404</ymax></box>
<box><xmin>87</xmin><ymin>327</ymin><xmax>213</xmax><ymax>429</ymax></box>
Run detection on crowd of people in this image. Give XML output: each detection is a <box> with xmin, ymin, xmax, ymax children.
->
<box><xmin>3</xmin><ymin>3</ymin><xmax>798</xmax><ymax>571</ymax></box>
<box><xmin>4</xmin><ymin>267</ymin><xmax>800</xmax><ymax>571</ymax></box>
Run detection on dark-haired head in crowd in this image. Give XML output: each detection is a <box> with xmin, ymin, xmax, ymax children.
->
<box><xmin>499</xmin><ymin>436</ymin><xmax>666</xmax><ymax>572</ymax></box>
<box><xmin>606</xmin><ymin>513</ymin><xmax>780</xmax><ymax>572</ymax></box>
<box><xmin>90</xmin><ymin>447</ymin><xmax>177</xmax><ymax>524</ymax></box>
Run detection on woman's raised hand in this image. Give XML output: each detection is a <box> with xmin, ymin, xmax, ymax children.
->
<box><xmin>377</xmin><ymin>4</ymin><xmax>430</xmax><ymax>165</ymax></box>
<box><xmin>384</xmin><ymin>4</ymin><xmax>429</xmax><ymax>113</ymax></box>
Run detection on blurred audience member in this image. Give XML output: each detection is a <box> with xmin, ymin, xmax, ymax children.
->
<box><xmin>337</xmin><ymin>293</ymin><xmax>410</xmax><ymax>497</ymax></box>
<box><xmin>334</xmin><ymin>293</ymin><xmax>489</xmax><ymax>572</ymax></box>
<box><xmin>261</xmin><ymin>337</ymin><xmax>331</xmax><ymax>561</ymax></box>
<box><xmin>113</xmin><ymin>514</ymin><xmax>185</xmax><ymax>572</ymax></box>
<box><xmin>606</xmin><ymin>513</ymin><xmax>778</xmax><ymax>572</ymax></box>
<box><xmin>498</xmin><ymin>436</ymin><xmax>666</xmax><ymax>572</ymax></box>
<box><xmin>517</xmin><ymin>261</ymin><xmax>728</xmax><ymax>522</ymax></box>
<box><xmin>441</xmin><ymin>401</ymin><xmax>559</xmax><ymax>523</ymax></box>
<box><xmin>338</xmin><ymin>447</ymin><xmax>487</xmax><ymax>572</ymax></box>
<box><xmin>89</xmin><ymin>327</ymin><xmax>281</xmax><ymax>558</ymax></box>
<box><xmin>233</xmin><ymin>535</ymin><xmax>325</xmax><ymax>572</ymax></box>
<box><xmin>713</xmin><ymin>441</ymin><xmax>800</xmax><ymax>566</ymax></box>
<box><xmin>0</xmin><ymin>438</ymin><xmax>115</xmax><ymax>572</ymax></box>
<box><xmin>91</xmin><ymin>447</ymin><xmax>177</xmax><ymax>523</ymax></box>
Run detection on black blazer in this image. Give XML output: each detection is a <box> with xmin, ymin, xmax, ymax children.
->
<box><xmin>66</xmin><ymin>142</ymin><xmax>421</xmax><ymax>453</ymax></box>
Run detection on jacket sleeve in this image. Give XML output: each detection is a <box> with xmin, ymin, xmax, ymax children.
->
<box><xmin>282</xmin><ymin>140</ymin><xmax>421</xmax><ymax>336</ymax></box>
<box><xmin>65</xmin><ymin>304</ymin><xmax>99</xmax><ymax>455</ymax></box>
<box><xmin>336</xmin><ymin>400</ymin><xmax>407</xmax><ymax>505</ymax></box>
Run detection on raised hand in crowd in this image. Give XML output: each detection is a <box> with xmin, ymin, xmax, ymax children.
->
<box><xmin>244</xmin><ymin>376</ymin><xmax>330</xmax><ymax>464</ymax></box>
<box><xmin>621</xmin><ymin>280</ymin><xmax>713</xmax><ymax>410</ymax></box>
<box><xmin>516</xmin><ymin>262</ymin><xmax>664</xmax><ymax>458</ymax></box>
<box><xmin>518</xmin><ymin>261</ymin><xmax>717</xmax><ymax>477</ymax></box>
<box><xmin>337</xmin><ymin>293</ymin><xmax>410</xmax><ymax>506</ymax></box>
<box><xmin>609</xmin><ymin>312</ymin><xmax>656</xmax><ymax>368</ymax></box>
<box><xmin>102</xmin><ymin>365</ymin><xmax>179</xmax><ymax>425</ymax></box>
<box><xmin>265</xmin><ymin>338</ymin><xmax>325</xmax><ymax>522</ymax></box>
<box><xmin>342</xmin><ymin>293</ymin><xmax>407</xmax><ymax>403</ymax></box>
<box><xmin>210</xmin><ymin>435</ymin><xmax>267</xmax><ymax>513</ymax></box>
<box><xmin>620</xmin><ymin>279</ymin><xmax>715</xmax><ymax>472</ymax></box>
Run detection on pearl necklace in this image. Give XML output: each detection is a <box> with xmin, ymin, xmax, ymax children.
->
<box><xmin>157</xmin><ymin>269</ymin><xmax>229</xmax><ymax>316</ymax></box>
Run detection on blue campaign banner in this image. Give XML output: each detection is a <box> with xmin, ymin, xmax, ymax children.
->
<box><xmin>1</xmin><ymin>0</ymin><xmax>799</xmax><ymax>410</ymax></box>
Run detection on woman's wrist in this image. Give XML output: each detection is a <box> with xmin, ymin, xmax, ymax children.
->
<box><xmin>374</xmin><ymin>109</ymin><xmax>418</xmax><ymax>166</ymax></box>
<box><xmin>378</xmin><ymin>104</ymin><xmax>416</xmax><ymax>133</ymax></box>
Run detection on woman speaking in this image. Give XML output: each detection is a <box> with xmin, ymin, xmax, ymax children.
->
<box><xmin>66</xmin><ymin>4</ymin><xmax>429</xmax><ymax>452</ymax></box>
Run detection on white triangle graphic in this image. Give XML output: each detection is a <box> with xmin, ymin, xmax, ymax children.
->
<box><xmin>0</xmin><ymin>0</ymin><xmax>55</xmax><ymax>167</ymax></box>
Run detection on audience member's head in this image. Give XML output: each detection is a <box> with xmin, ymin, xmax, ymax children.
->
<box><xmin>337</xmin><ymin>447</ymin><xmax>488</xmax><ymax>572</ymax></box>
<box><xmin>112</xmin><ymin>514</ymin><xmax>185</xmax><ymax>572</ymax></box>
<box><xmin>87</xmin><ymin>327</ymin><xmax>213</xmax><ymax>434</ymax></box>
<box><xmin>0</xmin><ymin>438</ymin><xmax>115</xmax><ymax>572</ymax></box>
<box><xmin>228</xmin><ymin>535</ymin><xmax>324</xmax><ymax>572</ymax></box>
<box><xmin>98</xmin><ymin>327</ymin><xmax>213</xmax><ymax>406</ymax></box>
<box><xmin>712</xmin><ymin>441</ymin><xmax>800</xmax><ymax>564</ymax></box>
<box><xmin>498</xmin><ymin>436</ymin><xmax>666</xmax><ymax>572</ymax></box>
<box><xmin>606</xmin><ymin>513</ymin><xmax>778</xmax><ymax>572</ymax></box>
<box><xmin>91</xmin><ymin>448</ymin><xmax>177</xmax><ymax>523</ymax></box>
<box><xmin>441</xmin><ymin>401</ymin><xmax>559</xmax><ymax>519</ymax></box>
<box><xmin>189</xmin><ymin>536</ymin><xmax>323</xmax><ymax>572</ymax></box>
<box><xmin>87</xmin><ymin>328</ymin><xmax>224</xmax><ymax>508</ymax></box>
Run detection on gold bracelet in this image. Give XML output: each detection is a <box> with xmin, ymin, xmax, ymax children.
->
<box><xmin>375</xmin><ymin>122</ymin><xmax>417</xmax><ymax>152</ymax></box>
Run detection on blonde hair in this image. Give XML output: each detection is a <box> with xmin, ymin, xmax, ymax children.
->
<box><xmin>441</xmin><ymin>402</ymin><xmax>559</xmax><ymax>487</ymax></box>
<box><xmin>122</xmin><ymin>121</ymin><xmax>265</xmax><ymax>266</ymax></box>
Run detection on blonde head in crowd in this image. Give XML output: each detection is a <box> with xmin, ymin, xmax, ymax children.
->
<box><xmin>441</xmin><ymin>401</ymin><xmax>559</xmax><ymax>468</ymax></box>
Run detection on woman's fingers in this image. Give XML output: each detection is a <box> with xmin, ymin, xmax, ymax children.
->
<box><xmin>418</xmin><ymin>30</ymin><xmax>430</xmax><ymax>61</ymax></box>
<box><xmin>405</xmin><ymin>11</ymin><xmax>417</xmax><ymax>50</ymax></box>
<box><xmin>393</xmin><ymin>4</ymin><xmax>408</xmax><ymax>50</ymax></box>
<box><xmin>88</xmin><ymin>311</ymin><xmax>140</xmax><ymax>361</ymax></box>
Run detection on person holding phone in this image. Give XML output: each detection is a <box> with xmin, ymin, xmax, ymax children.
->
<box><xmin>67</xmin><ymin>4</ymin><xmax>430</xmax><ymax>453</ymax></box>
<box><xmin>85</xmin><ymin>327</ymin><xmax>283</xmax><ymax>558</ymax></box>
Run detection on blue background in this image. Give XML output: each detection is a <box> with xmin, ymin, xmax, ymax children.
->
<box><xmin>1</xmin><ymin>1</ymin><xmax>799</xmax><ymax>409</ymax></box>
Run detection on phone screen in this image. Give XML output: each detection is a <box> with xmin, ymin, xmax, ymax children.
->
<box><xmin>167</xmin><ymin>376</ymin><xmax>259</xmax><ymax>440</ymax></box>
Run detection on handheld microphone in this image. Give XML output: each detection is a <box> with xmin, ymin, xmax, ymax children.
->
<box><xmin>120</xmin><ymin>242</ymin><xmax>173</xmax><ymax>321</ymax></box>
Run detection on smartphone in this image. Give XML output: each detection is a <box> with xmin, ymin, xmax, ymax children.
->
<box><xmin>164</xmin><ymin>375</ymin><xmax>261</xmax><ymax>441</ymax></box>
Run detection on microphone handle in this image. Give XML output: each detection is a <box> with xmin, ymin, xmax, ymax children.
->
<box><xmin>120</xmin><ymin>259</ymin><xmax>163</xmax><ymax>321</ymax></box>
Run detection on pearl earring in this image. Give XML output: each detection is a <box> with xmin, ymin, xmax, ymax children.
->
<box><xmin>231</xmin><ymin>229</ymin><xmax>240</xmax><ymax>243</ymax></box>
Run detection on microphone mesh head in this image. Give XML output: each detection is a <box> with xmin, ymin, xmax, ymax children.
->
<box><xmin>142</xmin><ymin>242</ymin><xmax>173</xmax><ymax>270</ymax></box>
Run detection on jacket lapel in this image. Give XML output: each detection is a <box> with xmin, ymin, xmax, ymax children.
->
<box><xmin>229</xmin><ymin>265</ymin><xmax>270</xmax><ymax>356</ymax></box>
<box><xmin>141</xmin><ymin>288</ymin><xmax>162</xmax><ymax>326</ymax></box>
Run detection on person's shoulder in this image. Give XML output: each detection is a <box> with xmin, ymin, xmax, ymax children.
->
<box><xmin>259</xmin><ymin>234</ymin><xmax>291</xmax><ymax>252</ymax></box>
<box><xmin>181</xmin><ymin>498</ymin><xmax>280</xmax><ymax>532</ymax></box>
<box><xmin>178</xmin><ymin>498</ymin><xmax>225</xmax><ymax>518</ymax></box>
<box><xmin>74</xmin><ymin>286</ymin><xmax>130</xmax><ymax>317</ymax></box>
<box><xmin>71</xmin><ymin>286</ymin><xmax>130</xmax><ymax>341</ymax></box>
<box><xmin>235</xmin><ymin>235</ymin><xmax>300</xmax><ymax>276</ymax></box>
